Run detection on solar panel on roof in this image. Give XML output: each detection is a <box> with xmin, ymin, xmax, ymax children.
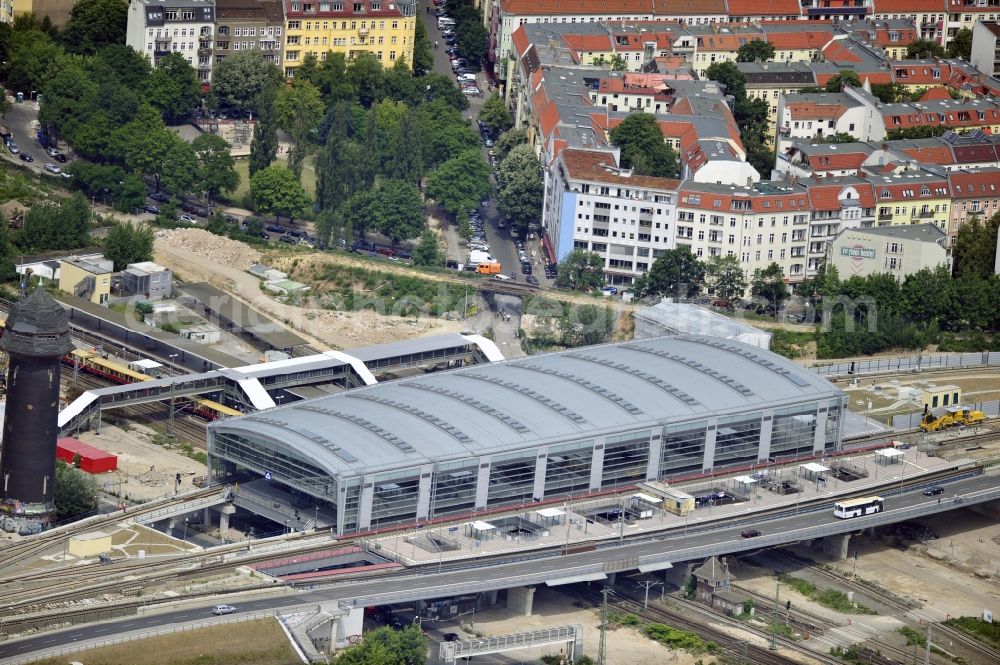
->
<box><xmin>460</xmin><ymin>371</ymin><xmax>588</xmax><ymax>424</ymax></box>
<box><xmin>400</xmin><ymin>381</ymin><xmax>531</xmax><ymax>433</ymax></box>
<box><xmin>515</xmin><ymin>363</ymin><xmax>644</xmax><ymax>416</ymax></box>
<box><xmin>674</xmin><ymin>336</ymin><xmax>813</xmax><ymax>388</ymax></box>
<box><xmin>293</xmin><ymin>404</ymin><xmax>417</xmax><ymax>454</ymax></box>
<box><xmin>622</xmin><ymin>343</ymin><xmax>755</xmax><ymax>397</ymax></box>
<box><xmin>346</xmin><ymin>394</ymin><xmax>474</xmax><ymax>444</ymax></box>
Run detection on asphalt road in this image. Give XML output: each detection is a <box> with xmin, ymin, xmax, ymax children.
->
<box><xmin>2</xmin><ymin>474</ymin><xmax>994</xmax><ymax>662</ymax></box>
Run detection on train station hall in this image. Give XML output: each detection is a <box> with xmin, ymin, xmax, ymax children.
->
<box><xmin>207</xmin><ymin>335</ymin><xmax>846</xmax><ymax>535</ymax></box>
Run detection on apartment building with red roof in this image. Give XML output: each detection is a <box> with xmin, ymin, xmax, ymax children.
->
<box><xmin>947</xmin><ymin>168</ymin><xmax>1000</xmax><ymax>237</ymax></box>
<box><xmin>871</xmin><ymin>0</ymin><xmax>948</xmax><ymax>44</ymax></box>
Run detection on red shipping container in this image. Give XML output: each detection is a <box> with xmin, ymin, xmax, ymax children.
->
<box><xmin>56</xmin><ymin>437</ymin><xmax>118</xmax><ymax>474</ymax></box>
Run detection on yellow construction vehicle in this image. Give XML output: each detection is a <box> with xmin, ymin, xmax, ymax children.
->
<box><xmin>920</xmin><ymin>405</ymin><xmax>985</xmax><ymax>432</ymax></box>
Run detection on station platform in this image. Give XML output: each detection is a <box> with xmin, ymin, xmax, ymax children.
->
<box><xmin>374</xmin><ymin>446</ymin><xmax>972</xmax><ymax>568</ymax></box>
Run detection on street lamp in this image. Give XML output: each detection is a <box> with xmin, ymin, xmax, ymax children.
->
<box><xmin>182</xmin><ymin>517</ymin><xmax>189</xmax><ymax>542</ymax></box>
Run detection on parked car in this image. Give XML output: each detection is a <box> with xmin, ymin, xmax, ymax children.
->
<box><xmin>266</xmin><ymin>224</ymin><xmax>287</xmax><ymax>234</ymax></box>
<box><xmin>601</xmin><ymin>286</ymin><xmax>618</xmax><ymax>296</ymax></box>
<box><xmin>43</xmin><ymin>163</ymin><xmax>60</xmax><ymax>174</ymax></box>
<box><xmin>741</xmin><ymin>528</ymin><xmax>762</xmax><ymax>538</ymax></box>
<box><xmin>446</xmin><ymin>259</ymin><xmax>460</xmax><ymax>270</ymax></box>
<box><xmin>182</xmin><ymin>202</ymin><xmax>209</xmax><ymax>217</ymax></box>
<box><xmin>46</xmin><ymin>147</ymin><xmax>59</xmax><ymax>158</ymax></box>
<box><xmin>212</xmin><ymin>604</ymin><xmax>237</xmax><ymax>615</ymax></box>
<box><xmin>396</xmin><ymin>250</ymin><xmax>412</xmax><ymax>260</ymax></box>
<box><xmin>143</xmin><ymin>204</ymin><xmax>160</xmax><ymax>214</ymax></box>
<box><xmin>54</xmin><ymin>153</ymin><xmax>67</xmax><ymax>163</ymax></box>
<box><xmin>8</xmin><ymin>143</ymin><xmax>19</xmax><ymax>155</ymax></box>
<box><xmin>351</xmin><ymin>240</ymin><xmax>376</xmax><ymax>253</ymax></box>
<box><xmin>279</xmin><ymin>234</ymin><xmax>299</xmax><ymax>244</ymax></box>
<box><xmin>19</xmin><ymin>152</ymin><xmax>33</xmax><ymax>162</ymax></box>
<box><xmin>178</xmin><ymin>214</ymin><xmax>197</xmax><ymax>224</ymax></box>
<box><xmin>443</xmin><ymin>633</ymin><xmax>460</xmax><ymax>642</ymax></box>
<box><xmin>286</xmin><ymin>229</ymin><xmax>307</xmax><ymax>239</ymax></box>
<box><xmin>521</xmin><ymin>261</ymin><xmax>532</xmax><ymax>275</ymax></box>
<box><xmin>526</xmin><ymin>275</ymin><xmax>539</xmax><ymax>285</ymax></box>
<box><xmin>149</xmin><ymin>191</ymin><xmax>170</xmax><ymax>202</ymax></box>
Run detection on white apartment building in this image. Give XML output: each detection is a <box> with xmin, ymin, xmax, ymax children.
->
<box><xmin>675</xmin><ymin>181</ymin><xmax>811</xmax><ymax>283</ymax></box>
<box><xmin>545</xmin><ymin>149</ymin><xmax>680</xmax><ymax>286</ymax></box>
<box><xmin>126</xmin><ymin>0</ymin><xmax>217</xmax><ymax>83</ymax></box>
<box><xmin>775</xmin><ymin>88</ymin><xmax>887</xmax><ymax>148</ymax></box>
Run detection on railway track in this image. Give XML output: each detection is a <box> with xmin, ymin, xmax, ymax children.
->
<box><xmin>0</xmin><ymin>486</ymin><xmax>228</xmax><ymax>572</ymax></box>
<box><xmin>773</xmin><ymin>551</ymin><xmax>1000</xmax><ymax>664</ymax></box>
<box><xmin>561</xmin><ymin>584</ymin><xmax>844</xmax><ymax>665</ymax></box>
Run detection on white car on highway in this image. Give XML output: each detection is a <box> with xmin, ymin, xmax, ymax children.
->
<box><xmin>212</xmin><ymin>604</ymin><xmax>237</xmax><ymax>615</ymax></box>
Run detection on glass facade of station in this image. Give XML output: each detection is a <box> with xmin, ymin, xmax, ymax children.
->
<box><xmin>210</xmin><ymin>395</ymin><xmax>845</xmax><ymax>535</ymax></box>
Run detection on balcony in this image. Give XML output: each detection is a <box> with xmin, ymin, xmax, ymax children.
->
<box><xmin>878</xmin><ymin>213</ymin><xmax>894</xmax><ymax>222</ymax></box>
<box><xmin>198</xmin><ymin>47</ymin><xmax>211</xmax><ymax>56</ymax></box>
<box><xmin>911</xmin><ymin>209</ymin><xmax>936</xmax><ymax>220</ymax></box>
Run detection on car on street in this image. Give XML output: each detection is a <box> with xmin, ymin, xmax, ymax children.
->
<box><xmin>53</xmin><ymin>153</ymin><xmax>67</xmax><ymax>162</ymax></box>
<box><xmin>43</xmin><ymin>163</ymin><xmax>60</xmax><ymax>174</ymax></box>
<box><xmin>279</xmin><ymin>235</ymin><xmax>299</xmax><ymax>244</ymax></box>
<box><xmin>149</xmin><ymin>191</ymin><xmax>171</xmax><ymax>202</ymax></box>
<box><xmin>484</xmin><ymin>138</ymin><xmax>494</xmax><ymax>147</ymax></box>
<box><xmin>601</xmin><ymin>286</ymin><xmax>618</xmax><ymax>296</ymax></box>
<box><xmin>443</xmin><ymin>633</ymin><xmax>460</xmax><ymax>642</ymax></box>
<box><xmin>741</xmin><ymin>529</ymin><xmax>762</xmax><ymax>538</ymax></box>
<box><xmin>493</xmin><ymin>273</ymin><xmax>511</xmax><ymax>281</ymax></box>
<box><xmin>521</xmin><ymin>261</ymin><xmax>532</xmax><ymax>275</ymax></box>
<box><xmin>46</xmin><ymin>147</ymin><xmax>59</xmax><ymax>158</ymax></box>
<box><xmin>526</xmin><ymin>275</ymin><xmax>539</xmax><ymax>285</ymax></box>
<box><xmin>446</xmin><ymin>259</ymin><xmax>460</xmax><ymax>270</ymax></box>
<box><xmin>923</xmin><ymin>486</ymin><xmax>944</xmax><ymax>496</ymax></box>
<box><xmin>212</xmin><ymin>604</ymin><xmax>237</xmax><ymax>615</ymax></box>
<box><xmin>8</xmin><ymin>143</ymin><xmax>19</xmax><ymax>155</ymax></box>
<box><xmin>286</xmin><ymin>229</ymin><xmax>307</xmax><ymax>239</ymax></box>
<box><xmin>143</xmin><ymin>204</ymin><xmax>160</xmax><ymax>214</ymax></box>
<box><xmin>178</xmin><ymin>214</ymin><xmax>197</xmax><ymax>224</ymax></box>
<box><xmin>19</xmin><ymin>152</ymin><xmax>33</xmax><ymax>162</ymax></box>
<box><xmin>266</xmin><ymin>224</ymin><xmax>287</xmax><ymax>234</ymax></box>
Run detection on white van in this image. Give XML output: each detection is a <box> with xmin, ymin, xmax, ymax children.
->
<box><xmin>437</xmin><ymin>18</ymin><xmax>455</xmax><ymax>29</ymax></box>
<box><xmin>457</xmin><ymin>73</ymin><xmax>477</xmax><ymax>83</ymax></box>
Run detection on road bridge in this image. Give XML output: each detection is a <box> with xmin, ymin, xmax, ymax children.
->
<box><xmin>1</xmin><ymin>475</ymin><xmax>995</xmax><ymax>664</ymax></box>
<box><xmin>57</xmin><ymin>334</ymin><xmax>503</xmax><ymax>433</ymax></box>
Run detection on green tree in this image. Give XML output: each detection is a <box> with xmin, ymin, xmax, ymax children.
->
<box><xmin>478</xmin><ymin>92</ymin><xmax>512</xmax><ymax>135</ymax></box>
<box><xmin>870</xmin><ymin>82</ymin><xmax>907</xmax><ymax>104</ymax></box>
<box><xmin>337</xmin><ymin>626</ymin><xmax>427</xmax><ymax>665</ymax></box>
<box><xmin>425</xmin><ymin>149</ymin><xmax>492</xmax><ymax>219</ymax></box>
<box><xmin>391</xmin><ymin>111</ymin><xmax>424</xmax><ymax>186</ymax></box>
<box><xmin>608</xmin><ymin>54</ymin><xmax>627</xmax><ymax>71</ymax></box>
<box><xmin>886</xmin><ymin>125</ymin><xmax>950</xmax><ymax>140</ymax></box>
<box><xmin>496</xmin><ymin>144</ymin><xmax>543</xmax><ymax>236</ymax></box>
<box><xmin>314</xmin><ymin>51</ymin><xmax>357</xmax><ymax>103</ymax></box>
<box><xmin>947</xmin><ymin>28</ymin><xmax>973</xmax><ymax>60</ymax></box>
<box><xmin>103</xmin><ymin>221</ymin><xmax>154</xmax><ymax>270</ymax></box>
<box><xmin>493</xmin><ymin>128</ymin><xmax>527</xmax><ymax>162</ymax></box>
<box><xmin>294</xmin><ymin>52</ymin><xmax>321</xmax><ymax>85</ymax></box>
<box><xmin>376</xmin><ymin>179</ymin><xmax>425</xmax><ymax>245</ymax></box>
<box><xmin>276</xmin><ymin>79</ymin><xmax>325</xmax><ymax>179</ymax></box>
<box><xmin>633</xmin><ymin>246</ymin><xmax>705</xmax><ymax>299</ymax></box>
<box><xmin>211</xmin><ymin>50</ymin><xmax>282</xmax><ymax>113</ymax></box>
<box><xmin>347</xmin><ymin>52</ymin><xmax>385</xmax><ymax>107</ymax></box>
<box><xmin>609</xmin><ymin>113</ymin><xmax>677</xmax><ymax>178</ymax></box>
<box><xmin>412</xmin><ymin>17</ymin><xmax>435</xmax><ymax>76</ymax></box>
<box><xmin>17</xmin><ymin>194</ymin><xmax>91</xmax><ymax>252</ymax></box>
<box><xmin>736</xmin><ymin>39</ymin><xmax>776</xmax><ymax>63</ymax></box>
<box><xmin>457</xmin><ymin>21</ymin><xmax>488</xmax><ymax>68</ymax></box>
<box><xmin>705</xmin><ymin>255</ymin><xmax>748</xmax><ymax>304</ymax></box>
<box><xmin>250</xmin><ymin>165</ymin><xmax>311</xmax><ymax>222</ymax></box>
<box><xmin>113</xmin><ymin>174</ymin><xmax>147</xmax><ymax>213</ymax></box>
<box><xmin>952</xmin><ymin>213</ymin><xmax>1000</xmax><ymax>279</ymax></box>
<box><xmin>705</xmin><ymin>61</ymin><xmax>746</xmax><ymax>99</ymax></box>
<box><xmin>55</xmin><ymin>460</ymin><xmax>98</xmax><ymax>522</ymax></box>
<box><xmin>814</xmin><ymin>132</ymin><xmax>858</xmax><ymax>144</ymax></box>
<box><xmin>192</xmin><ymin>133</ymin><xmax>239</xmax><ymax>204</ymax></box>
<box><xmin>62</xmin><ymin>0</ymin><xmax>127</xmax><ymax>55</ymax></box>
<box><xmin>413</xmin><ymin>229</ymin><xmax>443</xmax><ymax>266</ymax></box>
<box><xmin>4</xmin><ymin>30</ymin><xmax>66</xmax><ymax>92</ymax></box>
<box><xmin>249</xmin><ymin>83</ymin><xmax>279</xmax><ymax>177</ymax></box>
<box><xmin>825</xmin><ymin>70</ymin><xmax>862</xmax><ymax>92</ymax></box>
<box><xmin>159</xmin><ymin>136</ymin><xmax>198</xmax><ymax>195</ymax></box>
<box><xmin>145</xmin><ymin>52</ymin><xmax>200</xmax><ymax>124</ymax></box>
<box><xmin>338</xmin><ymin>189</ymin><xmax>380</xmax><ymax>239</ymax></box>
<box><xmin>751</xmin><ymin>262</ymin><xmax>790</xmax><ymax>315</ymax></box>
<box><xmin>554</xmin><ymin>249</ymin><xmax>605</xmax><ymax>291</ymax></box>
<box><xmin>906</xmin><ymin>39</ymin><xmax>946</xmax><ymax>59</ymax></box>
<box><xmin>560</xmin><ymin>304</ymin><xmax>614</xmax><ymax>346</ymax></box>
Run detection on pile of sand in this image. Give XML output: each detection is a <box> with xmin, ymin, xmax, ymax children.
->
<box><xmin>154</xmin><ymin>228</ymin><xmax>261</xmax><ymax>270</ymax></box>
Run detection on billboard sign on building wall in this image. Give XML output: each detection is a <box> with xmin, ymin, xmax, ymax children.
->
<box><xmin>841</xmin><ymin>246</ymin><xmax>876</xmax><ymax>260</ymax></box>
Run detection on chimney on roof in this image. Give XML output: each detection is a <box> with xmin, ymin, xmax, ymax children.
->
<box><xmin>882</xmin><ymin>142</ymin><xmax>889</xmax><ymax>152</ymax></box>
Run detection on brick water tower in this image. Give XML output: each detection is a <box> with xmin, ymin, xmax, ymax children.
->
<box><xmin>0</xmin><ymin>287</ymin><xmax>74</xmax><ymax>534</ymax></box>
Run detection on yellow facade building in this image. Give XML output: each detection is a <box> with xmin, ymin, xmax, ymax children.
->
<box><xmin>282</xmin><ymin>0</ymin><xmax>416</xmax><ymax>77</ymax></box>
<box><xmin>59</xmin><ymin>255</ymin><xmax>113</xmax><ymax>306</ymax></box>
